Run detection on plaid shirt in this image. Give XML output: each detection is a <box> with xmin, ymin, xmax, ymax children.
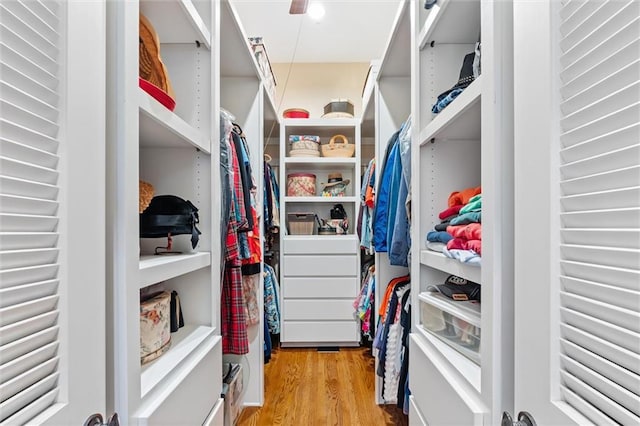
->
<box><xmin>221</xmin><ymin>135</ymin><xmax>249</xmax><ymax>355</ymax></box>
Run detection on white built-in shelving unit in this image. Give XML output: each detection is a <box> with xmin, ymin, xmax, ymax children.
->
<box><xmin>217</xmin><ymin>0</ymin><xmax>280</xmax><ymax>408</ymax></box>
<box><xmin>409</xmin><ymin>0</ymin><xmax>514</xmax><ymax>424</ymax></box>
<box><xmin>361</xmin><ymin>0</ymin><xmax>412</xmax><ymax>405</ymax></box>
<box><xmin>107</xmin><ymin>1</ymin><xmax>223</xmax><ymax>423</ymax></box>
<box><xmin>279</xmin><ymin>118</ymin><xmax>362</xmax><ymax>347</ymax></box>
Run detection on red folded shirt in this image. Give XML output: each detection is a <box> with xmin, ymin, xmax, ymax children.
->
<box><xmin>438</xmin><ymin>205</ymin><xmax>463</xmax><ymax>220</ymax></box>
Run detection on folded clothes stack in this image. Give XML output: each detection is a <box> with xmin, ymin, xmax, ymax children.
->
<box><xmin>425</xmin><ymin>186</ymin><xmax>482</xmax><ymax>266</ymax></box>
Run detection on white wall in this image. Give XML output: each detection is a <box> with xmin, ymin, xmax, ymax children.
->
<box><xmin>271</xmin><ymin>62</ymin><xmax>370</xmax><ymax>118</ymax></box>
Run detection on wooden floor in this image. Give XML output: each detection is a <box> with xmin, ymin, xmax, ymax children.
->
<box><xmin>237</xmin><ymin>346</ymin><xmax>408</xmax><ymax>426</ymax></box>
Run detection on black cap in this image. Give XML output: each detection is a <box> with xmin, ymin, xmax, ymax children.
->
<box><xmin>432</xmin><ymin>275</ymin><xmax>480</xmax><ymax>302</ymax></box>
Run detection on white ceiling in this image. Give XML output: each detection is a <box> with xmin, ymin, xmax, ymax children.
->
<box><xmin>231</xmin><ymin>0</ymin><xmax>401</xmax><ymax>64</ymax></box>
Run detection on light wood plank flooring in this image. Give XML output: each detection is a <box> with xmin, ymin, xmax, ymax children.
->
<box><xmin>237</xmin><ymin>347</ymin><xmax>408</xmax><ymax>426</ymax></box>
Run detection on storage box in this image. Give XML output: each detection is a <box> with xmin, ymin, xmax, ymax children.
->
<box><xmin>287</xmin><ymin>213</ymin><xmax>315</xmax><ymax>235</ymax></box>
<box><xmin>286</xmin><ymin>173</ymin><xmax>316</xmax><ymax>196</ymax></box>
<box><xmin>249</xmin><ymin>37</ymin><xmax>277</xmax><ymax>101</ymax></box>
<box><xmin>222</xmin><ymin>363</ymin><xmax>243</xmax><ymax>426</ymax></box>
<box><xmin>289</xmin><ymin>135</ymin><xmax>320</xmax><ymax>157</ymax></box>
<box><xmin>419</xmin><ymin>292</ymin><xmax>481</xmax><ymax>364</ymax></box>
<box><xmin>140</xmin><ymin>291</ymin><xmax>171</xmax><ymax>364</ymax></box>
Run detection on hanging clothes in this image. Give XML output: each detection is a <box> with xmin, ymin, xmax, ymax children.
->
<box><xmin>220</xmin><ymin>114</ymin><xmax>262</xmax><ymax>355</ymax></box>
<box><xmin>263</xmin><ymin>264</ymin><xmax>281</xmax><ymax>335</ymax></box>
<box><xmin>372</xmin><ymin>132</ymin><xmax>400</xmax><ymax>252</ymax></box>
<box><xmin>373</xmin><ymin>275</ymin><xmax>411</xmax><ymax>403</ymax></box>
<box><xmin>359</xmin><ymin>159</ymin><xmax>376</xmax><ymax>254</ymax></box>
<box><xmin>354</xmin><ymin>263</ymin><xmax>375</xmax><ymax>340</ymax></box>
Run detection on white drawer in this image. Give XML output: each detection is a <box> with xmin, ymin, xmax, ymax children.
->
<box><xmin>409</xmin><ymin>395</ymin><xmax>428</xmax><ymax>425</ymax></box>
<box><xmin>409</xmin><ymin>334</ymin><xmax>485</xmax><ymax>426</ymax></box>
<box><xmin>283</xmin><ymin>255</ymin><xmax>357</xmax><ymax>277</ymax></box>
<box><xmin>282</xmin><ymin>321</ymin><xmax>359</xmax><ymax>344</ymax></box>
<box><xmin>282</xmin><ymin>277</ymin><xmax>358</xmax><ymax>298</ymax></box>
<box><xmin>284</xmin><ymin>299</ymin><xmax>355</xmax><ymax>321</ymax></box>
<box><xmin>283</xmin><ymin>236</ymin><xmax>359</xmax><ymax>254</ymax></box>
<box><xmin>135</xmin><ymin>335</ymin><xmax>223</xmax><ymax>425</ymax></box>
<box><xmin>202</xmin><ymin>398</ymin><xmax>224</xmax><ymax>426</ymax></box>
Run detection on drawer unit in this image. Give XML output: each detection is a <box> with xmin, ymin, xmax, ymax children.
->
<box><xmin>282</xmin><ymin>277</ymin><xmax>358</xmax><ymax>298</ymax></box>
<box><xmin>283</xmin><ymin>255</ymin><xmax>358</xmax><ymax>277</ymax></box>
<box><xmin>202</xmin><ymin>398</ymin><xmax>224</xmax><ymax>426</ymax></box>
<box><xmin>282</xmin><ymin>321</ymin><xmax>359</xmax><ymax>344</ymax></box>
<box><xmin>409</xmin><ymin>396</ymin><xmax>428</xmax><ymax>426</ymax></box>
<box><xmin>409</xmin><ymin>335</ymin><xmax>485</xmax><ymax>426</ymax></box>
<box><xmin>284</xmin><ymin>299</ymin><xmax>355</xmax><ymax>321</ymax></box>
<box><xmin>283</xmin><ymin>236</ymin><xmax>359</xmax><ymax>254</ymax></box>
<box><xmin>135</xmin><ymin>336</ymin><xmax>222</xmax><ymax>425</ymax></box>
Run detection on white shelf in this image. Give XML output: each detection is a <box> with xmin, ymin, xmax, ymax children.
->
<box><xmin>418</xmin><ymin>292</ymin><xmax>481</xmax><ymax>327</ymax></box>
<box><xmin>283</xmin><ymin>234</ymin><xmax>359</xmax><ymax>242</ymax></box>
<box><xmin>140</xmin><ymin>325</ymin><xmax>216</xmax><ymax>397</ymax></box>
<box><xmin>138</xmin><ymin>89</ymin><xmax>210</xmax><ymax>153</ymax></box>
<box><xmin>415</xmin><ymin>327</ymin><xmax>481</xmax><ymax>393</ymax></box>
<box><xmin>377</xmin><ymin>0</ymin><xmax>410</xmax><ymax>79</ymax></box>
<box><xmin>420</xmin><ymin>250</ymin><xmax>481</xmax><ymax>284</ymax></box>
<box><xmin>284</xmin><ymin>157</ymin><xmax>357</xmax><ymax>169</ymax></box>
<box><xmin>418</xmin><ymin>0</ymin><xmax>481</xmax><ymax>49</ymax></box>
<box><xmin>139</xmin><ymin>252</ymin><xmax>211</xmax><ymax>289</ymax></box>
<box><xmin>140</xmin><ymin>0</ymin><xmax>211</xmax><ymax>49</ymax></box>
<box><xmin>284</xmin><ymin>196</ymin><xmax>358</xmax><ymax>203</ymax></box>
<box><xmin>220</xmin><ymin>0</ymin><xmax>262</xmax><ymax>79</ymax></box>
<box><xmin>420</xmin><ymin>76</ymin><xmax>482</xmax><ymax>145</ymax></box>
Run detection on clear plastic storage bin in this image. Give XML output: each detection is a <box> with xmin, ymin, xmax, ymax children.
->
<box><xmin>419</xmin><ymin>292</ymin><xmax>481</xmax><ymax>364</ymax></box>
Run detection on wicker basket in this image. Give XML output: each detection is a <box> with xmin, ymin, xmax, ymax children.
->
<box><xmin>286</xmin><ymin>173</ymin><xmax>316</xmax><ymax>196</ymax></box>
<box><xmin>287</xmin><ymin>213</ymin><xmax>315</xmax><ymax>235</ymax></box>
<box><xmin>321</xmin><ymin>134</ymin><xmax>355</xmax><ymax>158</ymax></box>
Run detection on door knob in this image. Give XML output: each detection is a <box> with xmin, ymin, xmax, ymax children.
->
<box><xmin>502</xmin><ymin>411</ymin><xmax>537</xmax><ymax>426</ymax></box>
<box><xmin>84</xmin><ymin>413</ymin><xmax>119</xmax><ymax>426</ymax></box>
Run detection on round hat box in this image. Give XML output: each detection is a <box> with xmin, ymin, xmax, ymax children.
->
<box><xmin>286</xmin><ymin>173</ymin><xmax>316</xmax><ymax>197</ymax></box>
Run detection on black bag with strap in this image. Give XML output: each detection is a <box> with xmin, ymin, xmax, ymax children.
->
<box><xmin>140</xmin><ymin>195</ymin><xmax>201</xmax><ymax>249</ymax></box>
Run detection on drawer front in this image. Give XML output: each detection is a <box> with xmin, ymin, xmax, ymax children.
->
<box><xmin>283</xmin><ymin>255</ymin><xmax>357</xmax><ymax>277</ymax></box>
<box><xmin>283</xmin><ymin>237</ymin><xmax>359</xmax><ymax>254</ymax></box>
<box><xmin>409</xmin><ymin>335</ymin><xmax>484</xmax><ymax>426</ymax></box>
<box><xmin>202</xmin><ymin>398</ymin><xmax>224</xmax><ymax>426</ymax></box>
<box><xmin>284</xmin><ymin>299</ymin><xmax>355</xmax><ymax>321</ymax></box>
<box><xmin>136</xmin><ymin>336</ymin><xmax>222</xmax><ymax>425</ymax></box>
<box><xmin>282</xmin><ymin>321</ymin><xmax>359</xmax><ymax>343</ymax></box>
<box><xmin>283</xmin><ymin>277</ymin><xmax>358</xmax><ymax>299</ymax></box>
<box><xmin>409</xmin><ymin>396</ymin><xmax>428</xmax><ymax>425</ymax></box>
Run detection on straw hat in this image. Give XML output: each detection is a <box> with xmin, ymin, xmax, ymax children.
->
<box><xmin>322</xmin><ymin>173</ymin><xmax>350</xmax><ymax>189</ymax></box>
<box><xmin>139</xmin><ymin>180</ymin><xmax>154</xmax><ymax>213</ymax></box>
<box><xmin>139</xmin><ymin>13</ymin><xmax>175</xmax><ymax>100</ymax></box>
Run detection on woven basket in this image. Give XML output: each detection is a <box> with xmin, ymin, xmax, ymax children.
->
<box><xmin>321</xmin><ymin>135</ymin><xmax>355</xmax><ymax>158</ymax></box>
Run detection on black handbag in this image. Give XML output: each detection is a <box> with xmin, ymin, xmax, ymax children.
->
<box><xmin>330</xmin><ymin>203</ymin><xmax>347</xmax><ymax>219</ymax></box>
<box><xmin>140</xmin><ymin>195</ymin><xmax>201</xmax><ymax>253</ymax></box>
<box><xmin>170</xmin><ymin>290</ymin><xmax>185</xmax><ymax>332</ymax></box>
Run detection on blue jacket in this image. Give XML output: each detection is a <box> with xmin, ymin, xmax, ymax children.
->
<box><xmin>373</xmin><ymin>132</ymin><xmax>400</xmax><ymax>252</ymax></box>
<box><xmin>389</xmin><ymin>172</ymin><xmax>410</xmax><ymax>266</ymax></box>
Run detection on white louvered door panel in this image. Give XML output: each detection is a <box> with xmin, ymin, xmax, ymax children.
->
<box><xmin>514</xmin><ymin>0</ymin><xmax>640</xmax><ymax>424</ymax></box>
<box><xmin>1</xmin><ymin>0</ymin><xmax>106</xmax><ymax>424</ymax></box>
<box><xmin>557</xmin><ymin>0</ymin><xmax>640</xmax><ymax>423</ymax></box>
<box><xmin>0</xmin><ymin>1</ymin><xmax>62</xmax><ymax>422</ymax></box>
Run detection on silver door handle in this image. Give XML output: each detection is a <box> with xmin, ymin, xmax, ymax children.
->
<box><xmin>502</xmin><ymin>411</ymin><xmax>537</xmax><ymax>426</ymax></box>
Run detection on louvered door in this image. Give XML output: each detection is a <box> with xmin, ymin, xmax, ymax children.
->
<box><xmin>513</xmin><ymin>0</ymin><xmax>639</xmax><ymax>424</ymax></box>
<box><xmin>0</xmin><ymin>0</ymin><xmax>106</xmax><ymax>424</ymax></box>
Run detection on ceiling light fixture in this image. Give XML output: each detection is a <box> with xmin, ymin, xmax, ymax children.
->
<box><xmin>307</xmin><ymin>2</ymin><xmax>325</xmax><ymax>20</ymax></box>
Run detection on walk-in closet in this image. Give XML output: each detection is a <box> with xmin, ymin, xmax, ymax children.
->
<box><xmin>0</xmin><ymin>0</ymin><xmax>637</xmax><ymax>425</ymax></box>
